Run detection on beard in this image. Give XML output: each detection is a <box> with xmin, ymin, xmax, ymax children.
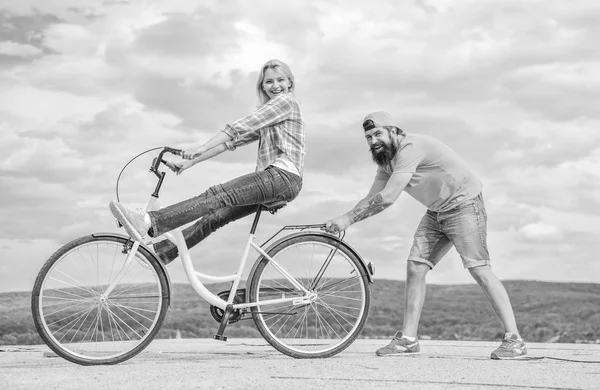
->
<box><xmin>370</xmin><ymin>140</ymin><xmax>398</xmax><ymax>166</ymax></box>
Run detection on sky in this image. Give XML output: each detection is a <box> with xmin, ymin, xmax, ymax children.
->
<box><xmin>1</xmin><ymin>0</ymin><xmax>599</xmax><ymax>293</ymax></box>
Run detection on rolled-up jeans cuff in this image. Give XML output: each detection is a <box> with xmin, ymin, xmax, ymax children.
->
<box><xmin>408</xmin><ymin>257</ymin><xmax>434</xmax><ymax>270</ymax></box>
<box><xmin>148</xmin><ymin>212</ymin><xmax>159</xmax><ymax>238</ymax></box>
<box><xmin>463</xmin><ymin>259</ymin><xmax>491</xmax><ymax>269</ymax></box>
<box><xmin>152</xmin><ymin>240</ymin><xmax>177</xmax><ymax>265</ymax></box>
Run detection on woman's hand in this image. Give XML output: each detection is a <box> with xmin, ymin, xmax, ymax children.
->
<box><xmin>165</xmin><ymin>160</ymin><xmax>193</xmax><ymax>175</ymax></box>
<box><xmin>182</xmin><ymin>145</ymin><xmax>207</xmax><ymax>160</ymax></box>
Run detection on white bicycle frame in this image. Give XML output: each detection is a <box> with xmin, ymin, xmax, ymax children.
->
<box><xmin>104</xmin><ymin>184</ymin><xmax>316</xmax><ymax>313</ymax></box>
<box><xmin>163</xmin><ymin>227</ymin><xmax>314</xmax><ymax>311</ymax></box>
<box><xmin>151</xmin><ymin>195</ymin><xmax>318</xmax><ymax>311</ymax></box>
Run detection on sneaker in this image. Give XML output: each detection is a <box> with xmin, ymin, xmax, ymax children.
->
<box><xmin>109</xmin><ymin>201</ymin><xmax>150</xmax><ymax>241</ymax></box>
<box><xmin>375</xmin><ymin>331</ymin><xmax>420</xmax><ymax>356</ymax></box>
<box><xmin>490</xmin><ymin>332</ymin><xmax>527</xmax><ymax>360</ymax></box>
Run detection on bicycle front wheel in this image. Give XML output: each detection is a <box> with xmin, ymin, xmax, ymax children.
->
<box><xmin>248</xmin><ymin>233</ymin><xmax>370</xmax><ymax>358</ymax></box>
<box><xmin>31</xmin><ymin>234</ymin><xmax>169</xmax><ymax>365</ymax></box>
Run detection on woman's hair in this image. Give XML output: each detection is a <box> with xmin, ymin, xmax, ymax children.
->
<box><xmin>256</xmin><ymin>59</ymin><xmax>295</xmax><ymax>105</ymax></box>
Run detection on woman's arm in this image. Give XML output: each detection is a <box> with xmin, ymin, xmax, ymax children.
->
<box><xmin>188</xmin><ymin>143</ymin><xmax>227</xmax><ymax>165</ymax></box>
<box><xmin>182</xmin><ymin>131</ymin><xmax>232</xmax><ymax>160</ymax></box>
<box><xmin>168</xmin><ymin>143</ymin><xmax>228</xmax><ymax>175</ymax></box>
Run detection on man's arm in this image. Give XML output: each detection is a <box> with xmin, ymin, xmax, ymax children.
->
<box><xmin>344</xmin><ymin>178</ymin><xmax>387</xmax><ymax>218</ymax></box>
<box><xmin>349</xmin><ymin>172</ymin><xmax>411</xmax><ymax>222</ymax></box>
<box><xmin>325</xmin><ymin>172</ymin><xmax>412</xmax><ymax>233</ymax></box>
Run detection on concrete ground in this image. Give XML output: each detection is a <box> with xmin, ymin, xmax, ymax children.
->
<box><xmin>1</xmin><ymin>339</ymin><xmax>599</xmax><ymax>389</ymax></box>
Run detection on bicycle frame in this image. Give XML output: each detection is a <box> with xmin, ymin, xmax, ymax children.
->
<box><xmin>161</xmin><ymin>217</ymin><xmax>315</xmax><ymax>311</ymax></box>
<box><xmin>108</xmin><ymin>147</ymin><xmax>321</xmax><ymax>313</ymax></box>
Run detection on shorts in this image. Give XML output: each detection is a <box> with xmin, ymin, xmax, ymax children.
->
<box><xmin>408</xmin><ymin>193</ymin><xmax>490</xmax><ymax>269</ymax></box>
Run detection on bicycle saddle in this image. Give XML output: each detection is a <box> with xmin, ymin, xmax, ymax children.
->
<box><xmin>261</xmin><ymin>200</ymin><xmax>288</xmax><ymax>213</ymax></box>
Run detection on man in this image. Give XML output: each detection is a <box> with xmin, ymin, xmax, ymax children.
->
<box><xmin>324</xmin><ymin>111</ymin><xmax>527</xmax><ymax>360</ymax></box>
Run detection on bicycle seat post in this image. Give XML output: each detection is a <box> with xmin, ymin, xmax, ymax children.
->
<box><xmin>250</xmin><ymin>205</ymin><xmax>263</xmax><ymax>235</ymax></box>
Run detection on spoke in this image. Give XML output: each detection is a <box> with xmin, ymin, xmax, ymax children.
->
<box><xmin>42</xmin><ymin>295</ymin><xmax>96</xmax><ymax>304</ymax></box>
<box><xmin>106</xmin><ymin>309</ymin><xmax>120</xmax><ymax>343</ymax></box>
<box><xmin>47</xmin><ymin>304</ymin><xmax>94</xmax><ymax>328</ymax></box>
<box><xmin>309</xmin><ymin>243</ymin><xmax>341</xmax><ymax>290</ymax></box>
<box><xmin>263</xmin><ymin>305</ymin><xmax>295</xmax><ymax>328</ymax></box>
<box><xmin>106</xmin><ymin>308</ymin><xmax>129</xmax><ymax>341</ymax></box>
<box><xmin>108</xmin><ymin>301</ymin><xmax>159</xmax><ymax>314</ymax></box>
<box><xmin>318</xmin><ymin>290</ymin><xmax>362</xmax><ymax>301</ymax></box>
<box><xmin>315</xmin><ymin>308</ymin><xmax>334</xmax><ymax>339</ymax></box>
<box><xmin>110</xmin><ymin>289</ymin><xmax>160</xmax><ymax>300</ymax></box>
<box><xmin>90</xmin><ymin>245</ymin><xmax>99</xmax><ymax>291</ymax></box>
<box><xmin>317</xmin><ymin>300</ymin><xmax>361</xmax><ymax>314</ymax></box>
<box><xmin>317</xmin><ymin>276</ymin><xmax>361</xmax><ymax>295</ymax></box>
<box><xmin>87</xmin><ymin>308</ymin><xmax>101</xmax><ymax>345</ymax></box>
<box><xmin>316</xmin><ymin>299</ymin><xmax>355</xmax><ymax>330</ymax></box>
<box><xmin>110</xmin><ymin>300</ymin><xmax>157</xmax><ymax>323</ymax></box>
<box><xmin>269</xmin><ymin>305</ymin><xmax>297</xmax><ymax>336</ymax></box>
<box><xmin>314</xmin><ymin>306</ymin><xmax>342</xmax><ymax>339</ymax></box>
<box><xmin>106</xmin><ymin>309</ymin><xmax>135</xmax><ymax>341</ymax></box>
<box><xmin>99</xmin><ymin>306</ymin><xmax>106</xmax><ymax>343</ymax></box>
<box><xmin>260</xmin><ymin>277</ymin><xmax>295</xmax><ymax>295</ymax></box>
<box><xmin>61</xmin><ymin>305</ymin><xmax>96</xmax><ymax>344</ymax></box>
<box><xmin>44</xmin><ymin>299</ymin><xmax>90</xmax><ymax>317</ymax></box>
<box><xmin>284</xmin><ymin>305</ymin><xmax>309</xmax><ymax>340</ymax></box>
<box><xmin>110</xmin><ymin>305</ymin><xmax>149</xmax><ymax>338</ymax></box>
<box><xmin>47</xmin><ymin>275</ymin><xmax>98</xmax><ymax>299</ymax></box>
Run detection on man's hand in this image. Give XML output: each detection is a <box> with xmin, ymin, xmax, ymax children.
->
<box><xmin>324</xmin><ymin>215</ymin><xmax>352</xmax><ymax>234</ymax></box>
<box><xmin>182</xmin><ymin>145</ymin><xmax>207</xmax><ymax>160</ymax></box>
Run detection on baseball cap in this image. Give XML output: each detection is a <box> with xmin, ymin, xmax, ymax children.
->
<box><xmin>362</xmin><ymin>111</ymin><xmax>395</xmax><ymax>131</ymax></box>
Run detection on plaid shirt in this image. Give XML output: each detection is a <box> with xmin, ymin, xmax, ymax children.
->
<box><xmin>222</xmin><ymin>93</ymin><xmax>305</xmax><ymax>176</ymax></box>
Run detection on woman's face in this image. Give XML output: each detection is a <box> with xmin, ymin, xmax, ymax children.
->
<box><xmin>262</xmin><ymin>68</ymin><xmax>291</xmax><ymax>100</ymax></box>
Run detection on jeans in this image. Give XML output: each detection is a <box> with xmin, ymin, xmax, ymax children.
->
<box><xmin>408</xmin><ymin>193</ymin><xmax>490</xmax><ymax>269</ymax></box>
<box><xmin>150</xmin><ymin>166</ymin><xmax>302</xmax><ymax>264</ymax></box>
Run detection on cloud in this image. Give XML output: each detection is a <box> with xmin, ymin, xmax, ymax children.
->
<box><xmin>1</xmin><ymin>0</ymin><xmax>600</xmax><ymax>293</ymax></box>
<box><xmin>500</xmin><ymin>63</ymin><xmax>600</xmax><ymax>120</ymax></box>
<box><xmin>515</xmin><ymin>222</ymin><xmax>563</xmax><ymax>243</ymax></box>
<box><xmin>0</xmin><ymin>41</ymin><xmax>41</xmax><ymax>56</ymax></box>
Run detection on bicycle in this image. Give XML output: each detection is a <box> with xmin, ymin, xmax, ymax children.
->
<box><xmin>31</xmin><ymin>147</ymin><xmax>375</xmax><ymax>366</ymax></box>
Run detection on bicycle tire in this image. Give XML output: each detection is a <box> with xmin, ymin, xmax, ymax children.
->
<box><xmin>248</xmin><ymin>233</ymin><xmax>370</xmax><ymax>358</ymax></box>
<box><xmin>31</xmin><ymin>234</ymin><xmax>169</xmax><ymax>365</ymax></box>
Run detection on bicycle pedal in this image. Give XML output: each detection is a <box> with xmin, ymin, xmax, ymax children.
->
<box><xmin>213</xmin><ymin>334</ymin><xmax>228</xmax><ymax>342</ymax></box>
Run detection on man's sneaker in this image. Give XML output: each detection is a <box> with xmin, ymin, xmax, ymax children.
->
<box><xmin>109</xmin><ymin>201</ymin><xmax>150</xmax><ymax>241</ymax></box>
<box><xmin>375</xmin><ymin>331</ymin><xmax>420</xmax><ymax>356</ymax></box>
<box><xmin>490</xmin><ymin>332</ymin><xmax>527</xmax><ymax>360</ymax></box>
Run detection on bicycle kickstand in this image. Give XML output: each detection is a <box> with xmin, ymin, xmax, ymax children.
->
<box><xmin>213</xmin><ymin>304</ymin><xmax>234</xmax><ymax>342</ymax></box>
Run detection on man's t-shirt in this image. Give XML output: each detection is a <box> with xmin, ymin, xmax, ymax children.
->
<box><xmin>375</xmin><ymin>133</ymin><xmax>482</xmax><ymax>212</ymax></box>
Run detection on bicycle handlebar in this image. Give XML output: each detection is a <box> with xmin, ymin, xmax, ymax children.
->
<box><xmin>146</xmin><ymin>147</ymin><xmax>184</xmax><ymax>198</ymax></box>
<box><xmin>151</xmin><ymin>147</ymin><xmax>184</xmax><ymax>174</ymax></box>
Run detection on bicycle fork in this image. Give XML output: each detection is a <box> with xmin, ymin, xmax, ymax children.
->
<box><xmin>101</xmin><ymin>240</ymin><xmax>141</xmax><ymax>298</ymax></box>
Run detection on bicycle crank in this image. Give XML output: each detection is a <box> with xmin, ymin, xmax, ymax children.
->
<box><xmin>209</xmin><ymin>289</ymin><xmax>246</xmax><ymax>324</ymax></box>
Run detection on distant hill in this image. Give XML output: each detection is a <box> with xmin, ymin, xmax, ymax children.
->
<box><xmin>2</xmin><ymin>280</ymin><xmax>599</xmax><ymax>346</ymax></box>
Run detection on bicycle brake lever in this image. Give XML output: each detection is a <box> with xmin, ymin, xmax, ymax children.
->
<box><xmin>163</xmin><ymin>160</ymin><xmax>181</xmax><ymax>174</ymax></box>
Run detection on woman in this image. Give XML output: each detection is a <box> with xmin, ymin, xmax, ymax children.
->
<box><xmin>110</xmin><ymin>59</ymin><xmax>305</xmax><ymax>264</ymax></box>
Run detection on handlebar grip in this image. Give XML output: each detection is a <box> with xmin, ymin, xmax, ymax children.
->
<box><xmin>164</xmin><ymin>147</ymin><xmax>183</xmax><ymax>156</ymax></box>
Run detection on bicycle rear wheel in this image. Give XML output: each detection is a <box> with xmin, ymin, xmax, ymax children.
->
<box><xmin>31</xmin><ymin>234</ymin><xmax>169</xmax><ymax>365</ymax></box>
<box><xmin>248</xmin><ymin>233</ymin><xmax>370</xmax><ymax>358</ymax></box>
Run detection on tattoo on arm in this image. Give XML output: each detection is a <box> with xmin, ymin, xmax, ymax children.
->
<box><xmin>350</xmin><ymin>194</ymin><xmax>391</xmax><ymax>223</ymax></box>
